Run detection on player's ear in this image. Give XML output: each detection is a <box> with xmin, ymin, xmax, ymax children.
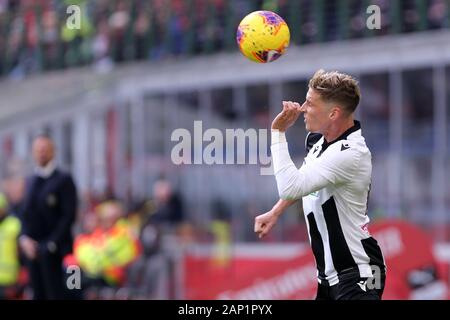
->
<box><xmin>329</xmin><ymin>106</ymin><xmax>340</xmax><ymax>120</ymax></box>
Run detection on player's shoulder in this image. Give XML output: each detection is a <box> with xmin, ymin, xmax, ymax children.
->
<box><xmin>328</xmin><ymin>130</ymin><xmax>370</xmax><ymax>159</ymax></box>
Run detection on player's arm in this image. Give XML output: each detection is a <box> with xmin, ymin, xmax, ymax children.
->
<box><xmin>272</xmin><ymin>131</ymin><xmax>360</xmax><ymax>200</ymax></box>
<box><xmin>254</xmin><ymin>101</ymin><xmax>302</xmax><ymax>239</ymax></box>
<box><xmin>270</xmin><ymin>101</ymin><xmax>359</xmax><ymax>200</ymax></box>
<box><xmin>254</xmin><ymin>198</ymin><xmax>297</xmax><ymax>239</ymax></box>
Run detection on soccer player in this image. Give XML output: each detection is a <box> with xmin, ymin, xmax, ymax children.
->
<box><xmin>254</xmin><ymin>70</ymin><xmax>386</xmax><ymax>300</ymax></box>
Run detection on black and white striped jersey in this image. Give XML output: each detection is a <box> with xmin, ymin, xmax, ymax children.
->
<box><xmin>271</xmin><ymin>121</ymin><xmax>385</xmax><ymax>285</ymax></box>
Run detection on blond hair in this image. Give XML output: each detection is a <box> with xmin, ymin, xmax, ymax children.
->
<box><xmin>309</xmin><ymin>69</ymin><xmax>361</xmax><ymax>114</ymax></box>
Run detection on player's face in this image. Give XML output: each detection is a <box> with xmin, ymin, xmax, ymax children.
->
<box><xmin>301</xmin><ymin>88</ymin><xmax>333</xmax><ymax>133</ymax></box>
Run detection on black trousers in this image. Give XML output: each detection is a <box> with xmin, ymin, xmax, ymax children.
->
<box><xmin>27</xmin><ymin>250</ymin><xmax>66</xmax><ymax>300</ymax></box>
<box><xmin>315</xmin><ymin>268</ymin><xmax>386</xmax><ymax>300</ymax></box>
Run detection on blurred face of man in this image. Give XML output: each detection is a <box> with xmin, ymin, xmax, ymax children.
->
<box><xmin>32</xmin><ymin>137</ymin><xmax>55</xmax><ymax>167</ymax></box>
<box><xmin>301</xmin><ymin>88</ymin><xmax>336</xmax><ymax>134</ymax></box>
<box><xmin>99</xmin><ymin>202</ymin><xmax>123</xmax><ymax>230</ymax></box>
<box><xmin>153</xmin><ymin>180</ymin><xmax>172</xmax><ymax>204</ymax></box>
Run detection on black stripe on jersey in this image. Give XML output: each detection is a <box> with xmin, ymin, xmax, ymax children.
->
<box><xmin>306</xmin><ymin>212</ymin><xmax>326</xmax><ymax>278</ymax></box>
<box><xmin>322</xmin><ymin>197</ymin><xmax>357</xmax><ymax>273</ymax></box>
<box><xmin>361</xmin><ymin>237</ymin><xmax>386</xmax><ymax>270</ymax></box>
<box><xmin>305</xmin><ymin>132</ymin><xmax>322</xmax><ymax>155</ymax></box>
<box><xmin>317</xmin><ymin>120</ymin><xmax>361</xmax><ymax>158</ymax></box>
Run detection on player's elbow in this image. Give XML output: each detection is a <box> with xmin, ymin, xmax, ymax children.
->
<box><xmin>274</xmin><ymin>168</ymin><xmax>304</xmax><ymax>200</ymax></box>
<box><xmin>277</xmin><ymin>183</ymin><xmax>301</xmax><ymax>201</ymax></box>
<box><xmin>276</xmin><ymin>172</ymin><xmax>302</xmax><ymax>200</ymax></box>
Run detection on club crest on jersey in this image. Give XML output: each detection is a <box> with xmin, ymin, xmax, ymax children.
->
<box><xmin>47</xmin><ymin>194</ymin><xmax>57</xmax><ymax>207</ymax></box>
<box><xmin>308</xmin><ymin>191</ymin><xmax>319</xmax><ymax>197</ymax></box>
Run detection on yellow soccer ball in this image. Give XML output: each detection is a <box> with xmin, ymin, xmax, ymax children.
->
<box><xmin>236</xmin><ymin>10</ymin><xmax>290</xmax><ymax>63</ymax></box>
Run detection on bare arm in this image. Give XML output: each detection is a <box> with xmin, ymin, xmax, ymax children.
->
<box><xmin>254</xmin><ymin>198</ymin><xmax>297</xmax><ymax>239</ymax></box>
<box><xmin>272</xmin><ymin>198</ymin><xmax>297</xmax><ymax>216</ymax></box>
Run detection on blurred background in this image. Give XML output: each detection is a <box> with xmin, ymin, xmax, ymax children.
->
<box><xmin>0</xmin><ymin>0</ymin><xmax>449</xmax><ymax>300</ymax></box>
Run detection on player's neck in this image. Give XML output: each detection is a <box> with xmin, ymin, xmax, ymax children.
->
<box><xmin>323</xmin><ymin>117</ymin><xmax>355</xmax><ymax>143</ymax></box>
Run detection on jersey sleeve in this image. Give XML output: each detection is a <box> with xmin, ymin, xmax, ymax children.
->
<box><xmin>271</xmin><ymin>131</ymin><xmax>361</xmax><ymax>200</ymax></box>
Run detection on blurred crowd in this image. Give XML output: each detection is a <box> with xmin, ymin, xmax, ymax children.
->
<box><xmin>0</xmin><ymin>0</ymin><xmax>448</xmax><ymax>79</ymax></box>
<box><xmin>0</xmin><ymin>171</ymin><xmax>194</xmax><ymax>299</ymax></box>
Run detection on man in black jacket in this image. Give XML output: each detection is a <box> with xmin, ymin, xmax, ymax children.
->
<box><xmin>19</xmin><ymin>134</ymin><xmax>78</xmax><ymax>299</ymax></box>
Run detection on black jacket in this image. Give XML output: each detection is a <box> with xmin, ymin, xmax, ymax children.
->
<box><xmin>21</xmin><ymin>169</ymin><xmax>77</xmax><ymax>257</ymax></box>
